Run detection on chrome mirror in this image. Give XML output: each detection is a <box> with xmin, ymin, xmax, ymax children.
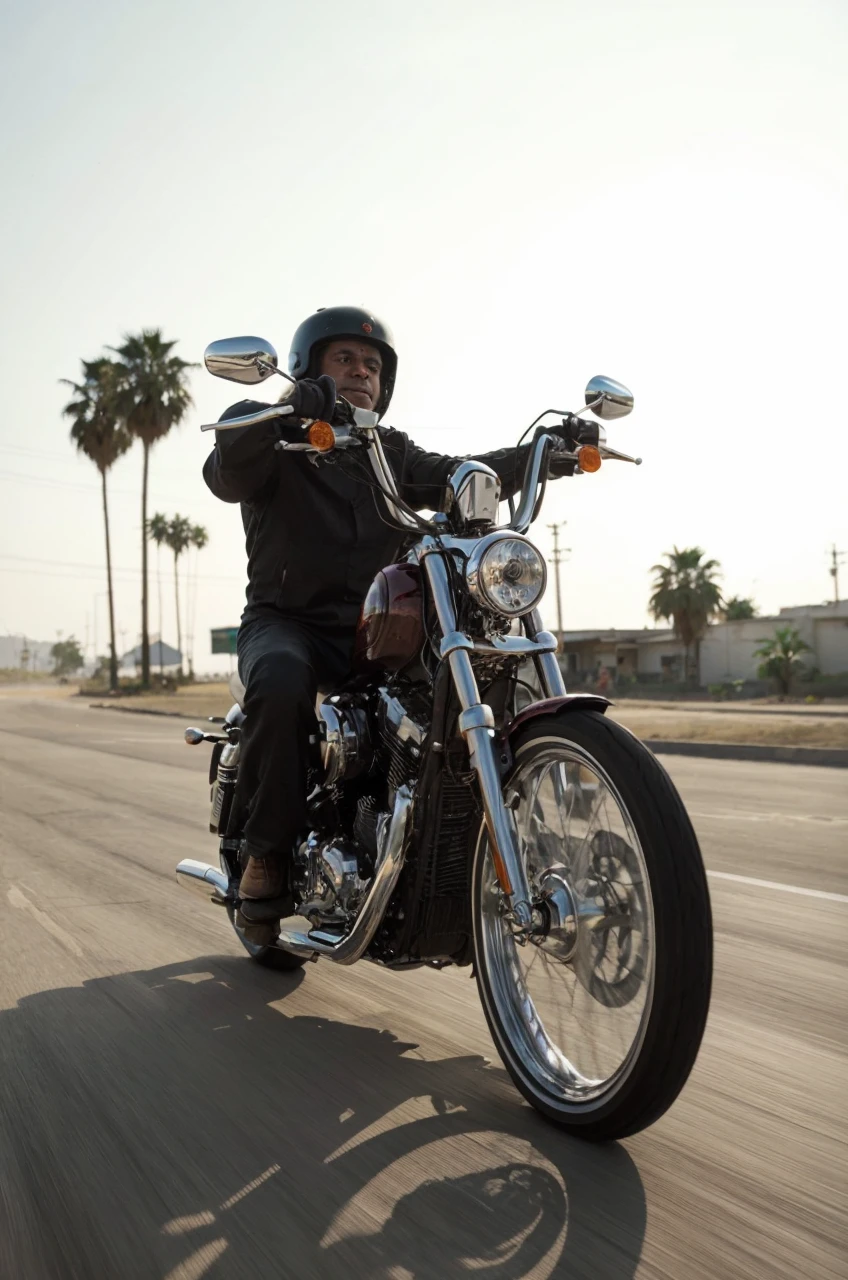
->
<box><xmin>204</xmin><ymin>336</ymin><xmax>280</xmax><ymax>384</ymax></box>
<box><xmin>584</xmin><ymin>375</ymin><xmax>634</xmax><ymax>420</ymax></box>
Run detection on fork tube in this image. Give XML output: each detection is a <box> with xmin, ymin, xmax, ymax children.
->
<box><xmin>525</xmin><ymin>609</ymin><xmax>566</xmax><ymax>697</ymax></box>
<box><xmin>423</xmin><ymin>552</ymin><xmax>533</xmax><ymax>924</ymax></box>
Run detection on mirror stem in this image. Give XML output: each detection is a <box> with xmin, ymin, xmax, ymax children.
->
<box><xmin>256</xmin><ymin>357</ymin><xmax>296</xmax><ymax>384</ymax></box>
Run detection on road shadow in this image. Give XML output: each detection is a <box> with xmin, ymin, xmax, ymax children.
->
<box><xmin>0</xmin><ymin>954</ymin><xmax>646</xmax><ymax>1279</ymax></box>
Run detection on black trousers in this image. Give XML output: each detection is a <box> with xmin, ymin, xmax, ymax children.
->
<box><xmin>236</xmin><ymin>609</ymin><xmax>355</xmax><ymax>863</ymax></box>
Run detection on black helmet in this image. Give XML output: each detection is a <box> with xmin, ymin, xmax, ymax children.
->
<box><xmin>288</xmin><ymin>306</ymin><xmax>397</xmax><ymax>417</ymax></box>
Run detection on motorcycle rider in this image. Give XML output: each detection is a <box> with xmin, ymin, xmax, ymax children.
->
<box><xmin>204</xmin><ymin>306</ymin><xmax>553</xmax><ymax>918</ymax></box>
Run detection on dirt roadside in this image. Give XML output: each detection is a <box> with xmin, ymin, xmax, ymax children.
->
<box><xmin>82</xmin><ymin>683</ymin><xmax>848</xmax><ymax>749</ymax></box>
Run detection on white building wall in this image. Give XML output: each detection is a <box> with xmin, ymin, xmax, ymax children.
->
<box><xmin>814</xmin><ymin>618</ymin><xmax>848</xmax><ymax>675</ymax></box>
<box><xmin>698</xmin><ymin>615</ymin><xmax>840</xmax><ymax>684</ymax></box>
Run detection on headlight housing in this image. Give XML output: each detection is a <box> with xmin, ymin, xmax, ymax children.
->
<box><xmin>466</xmin><ymin>533</ymin><xmax>547</xmax><ymax>618</ymax></box>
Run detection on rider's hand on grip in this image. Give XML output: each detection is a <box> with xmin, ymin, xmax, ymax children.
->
<box><xmin>282</xmin><ymin>375</ymin><xmax>337</xmax><ymax>423</ymax></box>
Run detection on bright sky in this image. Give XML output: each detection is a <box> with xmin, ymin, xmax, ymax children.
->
<box><xmin>1</xmin><ymin>0</ymin><xmax>846</xmax><ymax>671</ymax></box>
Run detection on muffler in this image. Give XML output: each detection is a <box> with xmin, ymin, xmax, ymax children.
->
<box><xmin>176</xmin><ymin>859</ymin><xmax>230</xmax><ymax>903</ymax></box>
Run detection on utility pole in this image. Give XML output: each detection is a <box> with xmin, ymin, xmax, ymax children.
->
<box><xmin>829</xmin><ymin>544</ymin><xmax>846</xmax><ymax>604</ymax></box>
<box><xmin>547</xmin><ymin>522</ymin><xmax>571</xmax><ymax>644</ymax></box>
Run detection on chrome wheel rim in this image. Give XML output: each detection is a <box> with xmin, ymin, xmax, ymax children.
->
<box><xmin>478</xmin><ymin>738</ymin><xmax>655</xmax><ymax>1105</ymax></box>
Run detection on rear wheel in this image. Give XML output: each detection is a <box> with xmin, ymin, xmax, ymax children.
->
<box><xmin>472</xmin><ymin>710</ymin><xmax>712</xmax><ymax>1140</ymax></box>
<box><xmin>219</xmin><ymin>846</ymin><xmax>307</xmax><ymax>971</ymax></box>
<box><xmin>224</xmin><ymin>905</ymin><xmax>308</xmax><ymax>970</ymax></box>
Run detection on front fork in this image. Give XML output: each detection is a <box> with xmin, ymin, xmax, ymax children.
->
<box><xmin>423</xmin><ymin>556</ymin><xmax>564</xmax><ymax>928</ymax></box>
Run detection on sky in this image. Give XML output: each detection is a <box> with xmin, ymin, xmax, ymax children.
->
<box><xmin>0</xmin><ymin>0</ymin><xmax>846</xmax><ymax>672</ymax></box>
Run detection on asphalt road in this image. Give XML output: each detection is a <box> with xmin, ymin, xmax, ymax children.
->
<box><xmin>0</xmin><ymin>697</ymin><xmax>845</xmax><ymax>1280</ymax></box>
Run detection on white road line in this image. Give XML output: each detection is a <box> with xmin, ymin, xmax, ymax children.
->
<box><xmin>706</xmin><ymin>870</ymin><xmax>848</xmax><ymax>904</ymax></box>
<box><xmin>7</xmin><ymin>885</ymin><xmax>85</xmax><ymax>954</ymax></box>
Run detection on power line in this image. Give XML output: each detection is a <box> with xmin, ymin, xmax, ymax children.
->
<box><xmin>0</xmin><ymin>467</ymin><xmax>207</xmax><ymax>503</ymax></box>
<box><xmin>0</xmin><ymin>554</ymin><xmax>243</xmax><ymax>583</ymax></box>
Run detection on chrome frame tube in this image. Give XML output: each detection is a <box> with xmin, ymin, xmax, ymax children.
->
<box><xmin>424</xmin><ymin>553</ymin><xmax>533</xmax><ymax>925</ymax></box>
<box><xmin>274</xmin><ymin>784</ymin><xmax>413</xmax><ymax>964</ymax></box>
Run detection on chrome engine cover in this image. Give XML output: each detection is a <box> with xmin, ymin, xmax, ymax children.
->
<box><xmin>319</xmin><ymin>698</ymin><xmax>371</xmax><ymax>786</ymax></box>
<box><xmin>296</xmin><ymin>834</ymin><xmax>372</xmax><ymax>926</ymax></box>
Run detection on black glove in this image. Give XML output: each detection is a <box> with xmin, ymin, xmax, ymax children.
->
<box><xmin>546</xmin><ymin>432</ymin><xmax>578</xmax><ymax>478</ymax></box>
<box><xmin>285</xmin><ymin>375</ymin><xmax>337</xmax><ymax>422</ymax></box>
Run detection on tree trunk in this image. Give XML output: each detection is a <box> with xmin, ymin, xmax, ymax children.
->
<box><xmin>101</xmin><ymin>470</ymin><xmax>119</xmax><ymax>693</ymax></box>
<box><xmin>173</xmin><ymin>549</ymin><xmax>183</xmax><ymax>679</ymax></box>
<box><xmin>156</xmin><ymin>542</ymin><xmax>164</xmax><ymax>676</ymax></box>
<box><xmin>140</xmin><ymin>441</ymin><xmax>151</xmax><ymax>688</ymax></box>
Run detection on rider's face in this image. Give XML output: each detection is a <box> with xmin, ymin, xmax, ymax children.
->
<box><xmin>320</xmin><ymin>340</ymin><xmax>382</xmax><ymax>411</ymax></box>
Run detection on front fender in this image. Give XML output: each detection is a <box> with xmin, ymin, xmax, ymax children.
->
<box><xmin>501</xmin><ymin>694</ymin><xmax>611</xmax><ymax>749</ymax></box>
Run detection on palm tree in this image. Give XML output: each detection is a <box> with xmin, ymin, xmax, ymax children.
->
<box><xmin>112</xmin><ymin>330</ymin><xmax>195</xmax><ymax>688</ymax></box>
<box><xmin>185</xmin><ymin>524</ymin><xmax>209</xmax><ymax>678</ymax></box>
<box><xmin>62</xmin><ymin>359</ymin><xmax>132</xmax><ymax>692</ymax></box>
<box><xmin>165</xmin><ymin>515</ymin><xmax>193</xmax><ymax>678</ymax></box>
<box><xmin>754</xmin><ymin>626</ymin><xmax>812</xmax><ymax>697</ymax></box>
<box><xmin>724</xmin><ymin>596</ymin><xmax>756</xmax><ymax>621</ymax></box>
<box><xmin>649</xmin><ymin>546</ymin><xmax>723</xmax><ymax>684</ymax></box>
<box><xmin>147</xmin><ymin>512</ymin><xmax>170</xmax><ymax>676</ymax></box>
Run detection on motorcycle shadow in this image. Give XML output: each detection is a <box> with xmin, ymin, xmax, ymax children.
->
<box><xmin>0</xmin><ymin>953</ymin><xmax>647</xmax><ymax>1280</ymax></box>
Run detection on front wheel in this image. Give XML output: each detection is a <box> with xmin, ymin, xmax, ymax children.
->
<box><xmin>472</xmin><ymin>710</ymin><xmax>712</xmax><ymax>1141</ymax></box>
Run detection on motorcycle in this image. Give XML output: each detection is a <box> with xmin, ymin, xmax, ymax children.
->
<box><xmin>177</xmin><ymin>336</ymin><xmax>713</xmax><ymax>1141</ymax></box>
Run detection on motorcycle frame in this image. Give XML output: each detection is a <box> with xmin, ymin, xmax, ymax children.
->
<box><xmin>180</xmin><ymin>428</ymin><xmax>613</xmax><ymax>963</ymax></box>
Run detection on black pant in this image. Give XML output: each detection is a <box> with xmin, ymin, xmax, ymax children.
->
<box><xmin>236</xmin><ymin>610</ymin><xmax>355</xmax><ymax>863</ymax></box>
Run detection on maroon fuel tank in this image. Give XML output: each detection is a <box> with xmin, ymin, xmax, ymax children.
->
<box><xmin>352</xmin><ymin>561</ymin><xmax>425</xmax><ymax>674</ymax></box>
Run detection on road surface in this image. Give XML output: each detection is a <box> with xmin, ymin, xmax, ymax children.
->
<box><xmin>0</xmin><ymin>697</ymin><xmax>845</xmax><ymax>1279</ymax></box>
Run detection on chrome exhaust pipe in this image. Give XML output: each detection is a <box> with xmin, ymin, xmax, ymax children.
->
<box><xmin>275</xmin><ymin>784</ymin><xmax>412</xmax><ymax>965</ymax></box>
<box><xmin>176</xmin><ymin>859</ymin><xmax>230</xmax><ymax>903</ymax></box>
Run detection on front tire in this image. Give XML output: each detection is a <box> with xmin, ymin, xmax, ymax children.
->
<box><xmin>472</xmin><ymin>710</ymin><xmax>712</xmax><ymax>1140</ymax></box>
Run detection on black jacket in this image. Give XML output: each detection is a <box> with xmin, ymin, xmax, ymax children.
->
<box><xmin>204</xmin><ymin>401</ymin><xmax>532</xmax><ymax>629</ymax></box>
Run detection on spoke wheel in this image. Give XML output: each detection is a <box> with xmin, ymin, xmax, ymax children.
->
<box><xmin>472</xmin><ymin>710</ymin><xmax>712</xmax><ymax>1140</ymax></box>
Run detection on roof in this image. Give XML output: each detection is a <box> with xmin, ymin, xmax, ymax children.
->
<box><xmin>120</xmin><ymin>641</ymin><xmax>182</xmax><ymax>666</ymax></box>
<box><xmin>559</xmin><ymin>628</ymin><xmax>675</xmax><ymax>645</ymax></box>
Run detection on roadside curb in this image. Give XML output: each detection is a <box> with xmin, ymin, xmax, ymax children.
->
<box><xmin>88</xmin><ymin>703</ymin><xmax>848</xmax><ymax>767</ymax></box>
<box><xmin>89</xmin><ymin>702</ymin><xmax>187</xmax><ymax>719</ymax></box>
<box><xmin>647</xmin><ymin>740</ymin><xmax>848</xmax><ymax>768</ymax></box>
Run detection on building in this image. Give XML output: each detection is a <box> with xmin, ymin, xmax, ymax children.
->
<box><xmin>557</xmin><ymin>628</ymin><xmax>686</xmax><ymax>686</ymax></box>
<box><xmin>700</xmin><ymin>600</ymin><xmax>848</xmax><ymax>685</ymax></box>
<box><xmin>559</xmin><ymin>599</ymin><xmax>848</xmax><ymax>688</ymax></box>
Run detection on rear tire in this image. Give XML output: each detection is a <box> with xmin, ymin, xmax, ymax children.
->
<box><xmin>472</xmin><ymin>710</ymin><xmax>712</xmax><ymax>1141</ymax></box>
<box><xmin>225</xmin><ymin>905</ymin><xmax>308</xmax><ymax>971</ymax></box>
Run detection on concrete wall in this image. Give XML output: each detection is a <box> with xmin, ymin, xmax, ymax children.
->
<box><xmin>815</xmin><ymin>617</ymin><xmax>848</xmax><ymax>675</ymax></box>
<box><xmin>698</xmin><ymin>614</ymin><xmax>848</xmax><ymax>683</ymax></box>
<box><xmin>637</xmin><ymin>641</ymin><xmax>685</xmax><ymax>676</ymax></box>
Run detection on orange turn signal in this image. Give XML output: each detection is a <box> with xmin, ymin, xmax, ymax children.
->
<box><xmin>577</xmin><ymin>445</ymin><xmax>602</xmax><ymax>473</ymax></box>
<box><xmin>306</xmin><ymin>420</ymin><xmax>336</xmax><ymax>453</ymax></box>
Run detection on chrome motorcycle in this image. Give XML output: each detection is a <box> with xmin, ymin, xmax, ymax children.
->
<box><xmin>177</xmin><ymin>337</ymin><xmax>712</xmax><ymax>1141</ymax></box>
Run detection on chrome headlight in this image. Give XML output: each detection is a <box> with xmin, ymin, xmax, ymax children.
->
<box><xmin>466</xmin><ymin>533</ymin><xmax>547</xmax><ymax>617</ymax></box>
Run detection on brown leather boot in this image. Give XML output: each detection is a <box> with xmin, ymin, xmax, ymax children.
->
<box><xmin>238</xmin><ymin>857</ymin><xmax>293</xmax><ymax>922</ymax></box>
<box><xmin>239</xmin><ymin>856</ymin><xmax>287</xmax><ymax>900</ymax></box>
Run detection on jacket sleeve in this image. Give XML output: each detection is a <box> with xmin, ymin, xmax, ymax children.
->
<box><xmin>390</xmin><ymin>431</ymin><xmax>532</xmax><ymax>511</ymax></box>
<box><xmin>202</xmin><ymin>400</ymin><xmax>282</xmax><ymax>505</ymax></box>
